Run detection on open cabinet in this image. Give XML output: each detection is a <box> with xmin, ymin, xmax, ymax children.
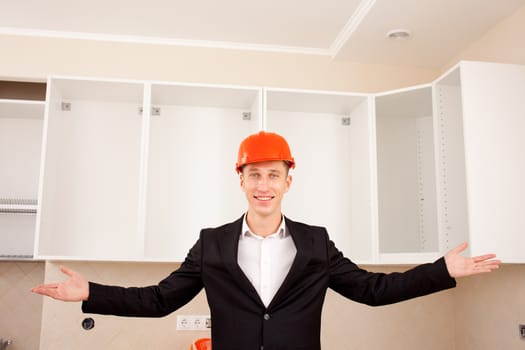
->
<box><xmin>375</xmin><ymin>85</ymin><xmax>441</xmax><ymax>263</ymax></box>
<box><xmin>35</xmin><ymin>78</ymin><xmax>262</xmax><ymax>261</ymax></box>
<box><xmin>36</xmin><ymin>78</ymin><xmax>145</xmax><ymax>260</ymax></box>
<box><xmin>144</xmin><ymin>83</ymin><xmax>261</xmax><ymax>261</ymax></box>
<box><xmin>29</xmin><ymin>61</ymin><xmax>525</xmax><ymax>263</ymax></box>
<box><xmin>265</xmin><ymin>89</ymin><xmax>374</xmax><ymax>263</ymax></box>
<box><xmin>0</xmin><ymin>99</ymin><xmax>45</xmax><ymax>258</ymax></box>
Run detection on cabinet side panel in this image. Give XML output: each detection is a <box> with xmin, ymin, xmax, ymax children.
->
<box><xmin>416</xmin><ymin>116</ymin><xmax>438</xmax><ymax>252</ymax></box>
<box><xmin>347</xmin><ymin>99</ymin><xmax>373</xmax><ymax>261</ymax></box>
<box><xmin>461</xmin><ymin>62</ymin><xmax>525</xmax><ymax>262</ymax></box>
<box><xmin>434</xmin><ymin>84</ymin><xmax>470</xmax><ymax>252</ymax></box>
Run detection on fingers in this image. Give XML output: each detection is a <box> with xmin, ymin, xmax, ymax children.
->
<box><xmin>472</xmin><ymin>254</ymin><xmax>498</xmax><ymax>263</ymax></box>
<box><xmin>451</xmin><ymin>242</ymin><xmax>468</xmax><ymax>254</ymax></box>
<box><xmin>60</xmin><ymin>265</ymin><xmax>75</xmax><ymax>277</ymax></box>
<box><xmin>31</xmin><ymin>283</ymin><xmax>58</xmax><ymax>292</ymax></box>
<box><xmin>474</xmin><ymin>263</ymin><xmax>500</xmax><ymax>273</ymax></box>
<box><xmin>471</xmin><ymin>257</ymin><xmax>501</xmax><ymax>275</ymax></box>
<box><xmin>481</xmin><ymin>260</ymin><xmax>501</xmax><ymax>269</ymax></box>
<box><xmin>31</xmin><ymin>284</ymin><xmax>60</xmax><ymax>298</ymax></box>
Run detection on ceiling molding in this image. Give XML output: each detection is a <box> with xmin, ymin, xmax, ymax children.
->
<box><xmin>0</xmin><ymin>27</ymin><xmax>331</xmax><ymax>56</ymax></box>
<box><xmin>329</xmin><ymin>0</ymin><xmax>376</xmax><ymax>58</ymax></box>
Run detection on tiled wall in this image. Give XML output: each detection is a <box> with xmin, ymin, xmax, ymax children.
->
<box><xmin>0</xmin><ymin>261</ymin><xmax>44</xmax><ymax>350</ymax></box>
<box><xmin>454</xmin><ymin>264</ymin><xmax>525</xmax><ymax>349</ymax></box>
<box><xmin>322</xmin><ymin>265</ymin><xmax>456</xmax><ymax>350</ymax></box>
<box><xmin>39</xmin><ymin>261</ymin><xmax>210</xmax><ymax>350</ymax></box>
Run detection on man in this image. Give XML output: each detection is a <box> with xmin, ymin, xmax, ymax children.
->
<box><xmin>32</xmin><ymin>131</ymin><xmax>500</xmax><ymax>350</ymax></box>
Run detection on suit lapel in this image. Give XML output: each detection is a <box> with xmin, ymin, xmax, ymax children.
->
<box><xmin>219</xmin><ymin>215</ymin><xmax>265</xmax><ymax>307</ymax></box>
<box><xmin>267</xmin><ymin>217</ymin><xmax>312</xmax><ymax>310</ymax></box>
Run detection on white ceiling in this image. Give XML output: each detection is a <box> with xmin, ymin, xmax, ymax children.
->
<box><xmin>1</xmin><ymin>0</ymin><xmax>524</xmax><ymax>68</ymax></box>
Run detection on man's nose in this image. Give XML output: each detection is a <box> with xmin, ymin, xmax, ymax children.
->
<box><xmin>257</xmin><ymin>176</ymin><xmax>270</xmax><ymax>188</ymax></box>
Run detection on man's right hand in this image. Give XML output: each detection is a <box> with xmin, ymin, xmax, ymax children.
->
<box><xmin>31</xmin><ymin>265</ymin><xmax>89</xmax><ymax>302</ymax></box>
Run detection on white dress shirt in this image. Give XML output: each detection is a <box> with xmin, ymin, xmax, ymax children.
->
<box><xmin>237</xmin><ymin>215</ymin><xmax>297</xmax><ymax>307</ymax></box>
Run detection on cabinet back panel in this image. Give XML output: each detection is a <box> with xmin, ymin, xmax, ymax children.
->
<box><xmin>266</xmin><ymin>98</ymin><xmax>372</xmax><ymax>261</ymax></box>
<box><xmin>0</xmin><ymin>117</ymin><xmax>43</xmax><ymax>198</ymax></box>
<box><xmin>0</xmin><ymin>214</ymin><xmax>35</xmax><ymax>256</ymax></box>
<box><xmin>38</xmin><ymin>101</ymin><xmax>142</xmax><ymax>258</ymax></box>
<box><xmin>376</xmin><ymin>114</ymin><xmax>438</xmax><ymax>253</ymax></box>
<box><xmin>145</xmin><ymin>105</ymin><xmax>258</xmax><ymax>260</ymax></box>
<box><xmin>376</xmin><ymin>86</ymin><xmax>438</xmax><ymax>254</ymax></box>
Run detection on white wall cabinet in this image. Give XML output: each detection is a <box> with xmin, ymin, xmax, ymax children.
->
<box><xmin>26</xmin><ymin>61</ymin><xmax>525</xmax><ymax>262</ymax></box>
<box><xmin>373</xmin><ymin>61</ymin><xmax>525</xmax><ymax>263</ymax></box>
<box><xmin>36</xmin><ymin>78</ymin><xmax>145</xmax><ymax>260</ymax></box>
<box><xmin>434</xmin><ymin>62</ymin><xmax>525</xmax><ymax>263</ymax></box>
<box><xmin>265</xmin><ymin>89</ymin><xmax>374</xmax><ymax>263</ymax></box>
<box><xmin>0</xmin><ymin>99</ymin><xmax>44</xmax><ymax>258</ymax></box>
<box><xmin>144</xmin><ymin>83</ymin><xmax>261</xmax><ymax>261</ymax></box>
<box><xmin>35</xmin><ymin>77</ymin><xmax>261</xmax><ymax>261</ymax></box>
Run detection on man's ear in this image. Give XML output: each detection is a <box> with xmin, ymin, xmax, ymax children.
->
<box><xmin>239</xmin><ymin>173</ymin><xmax>245</xmax><ymax>190</ymax></box>
<box><xmin>285</xmin><ymin>175</ymin><xmax>292</xmax><ymax>193</ymax></box>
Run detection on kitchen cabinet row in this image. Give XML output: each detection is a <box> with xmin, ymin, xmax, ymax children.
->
<box><xmin>1</xmin><ymin>61</ymin><xmax>524</xmax><ymax>263</ymax></box>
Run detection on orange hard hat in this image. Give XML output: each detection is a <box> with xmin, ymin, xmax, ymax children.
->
<box><xmin>235</xmin><ymin>131</ymin><xmax>295</xmax><ymax>173</ymax></box>
<box><xmin>190</xmin><ymin>338</ymin><xmax>211</xmax><ymax>350</ymax></box>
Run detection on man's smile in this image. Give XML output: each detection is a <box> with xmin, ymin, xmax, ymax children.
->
<box><xmin>254</xmin><ymin>195</ymin><xmax>275</xmax><ymax>201</ymax></box>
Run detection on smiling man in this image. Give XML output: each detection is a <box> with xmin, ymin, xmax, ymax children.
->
<box><xmin>32</xmin><ymin>131</ymin><xmax>501</xmax><ymax>350</ymax></box>
<box><xmin>237</xmin><ymin>131</ymin><xmax>294</xmax><ymax>236</ymax></box>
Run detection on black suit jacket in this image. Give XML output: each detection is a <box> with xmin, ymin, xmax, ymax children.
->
<box><xmin>82</xmin><ymin>216</ymin><xmax>456</xmax><ymax>350</ymax></box>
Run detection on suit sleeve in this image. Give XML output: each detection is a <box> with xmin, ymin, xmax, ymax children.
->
<box><xmin>327</xmin><ymin>235</ymin><xmax>456</xmax><ymax>306</ymax></box>
<box><xmin>81</xmin><ymin>237</ymin><xmax>204</xmax><ymax>317</ymax></box>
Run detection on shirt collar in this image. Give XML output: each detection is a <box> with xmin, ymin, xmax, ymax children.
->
<box><xmin>241</xmin><ymin>214</ymin><xmax>287</xmax><ymax>240</ymax></box>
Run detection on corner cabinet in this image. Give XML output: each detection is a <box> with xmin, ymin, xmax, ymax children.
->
<box><xmin>373</xmin><ymin>61</ymin><xmax>525</xmax><ymax>263</ymax></box>
<box><xmin>32</xmin><ymin>61</ymin><xmax>525</xmax><ymax>263</ymax></box>
<box><xmin>0</xmin><ymin>98</ymin><xmax>45</xmax><ymax>259</ymax></box>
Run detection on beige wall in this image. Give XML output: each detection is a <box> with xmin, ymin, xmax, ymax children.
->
<box><xmin>454</xmin><ymin>265</ymin><xmax>525</xmax><ymax>350</ymax></box>
<box><xmin>442</xmin><ymin>2</ymin><xmax>525</xmax><ymax>72</ymax></box>
<box><xmin>0</xmin><ymin>34</ymin><xmax>438</xmax><ymax>93</ymax></box>
<box><xmin>322</xmin><ymin>265</ymin><xmax>456</xmax><ymax>350</ymax></box>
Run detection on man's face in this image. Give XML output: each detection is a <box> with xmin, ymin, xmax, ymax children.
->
<box><xmin>240</xmin><ymin>160</ymin><xmax>292</xmax><ymax>219</ymax></box>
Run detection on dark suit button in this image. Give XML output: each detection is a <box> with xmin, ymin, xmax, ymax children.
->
<box><xmin>263</xmin><ymin>313</ymin><xmax>270</xmax><ymax>320</ymax></box>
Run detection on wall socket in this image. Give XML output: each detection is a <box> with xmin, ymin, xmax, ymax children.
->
<box><xmin>176</xmin><ymin>315</ymin><xmax>211</xmax><ymax>331</ymax></box>
<box><xmin>519</xmin><ymin>324</ymin><xmax>525</xmax><ymax>340</ymax></box>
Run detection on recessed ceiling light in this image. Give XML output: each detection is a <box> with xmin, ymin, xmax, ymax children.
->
<box><xmin>386</xmin><ymin>29</ymin><xmax>411</xmax><ymax>39</ymax></box>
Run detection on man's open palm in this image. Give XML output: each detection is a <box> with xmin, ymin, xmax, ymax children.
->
<box><xmin>32</xmin><ymin>265</ymin><xmax>89</xmax><ymax>301</ymax></box>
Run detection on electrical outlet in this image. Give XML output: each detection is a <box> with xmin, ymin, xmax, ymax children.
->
<box><xmin>176</xmin><ymin>315</ymin><xmax>192</xmax><ymax>330</ymax></box>
<box><xmin>176</xmin><ymin>315</ymin><xmax>211</xmax><ymax>331</ymax></box>
<box><xmin>519</xmin><ymin>324</ymin><xmax>525</xmax><ymax>340</ymax></box>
